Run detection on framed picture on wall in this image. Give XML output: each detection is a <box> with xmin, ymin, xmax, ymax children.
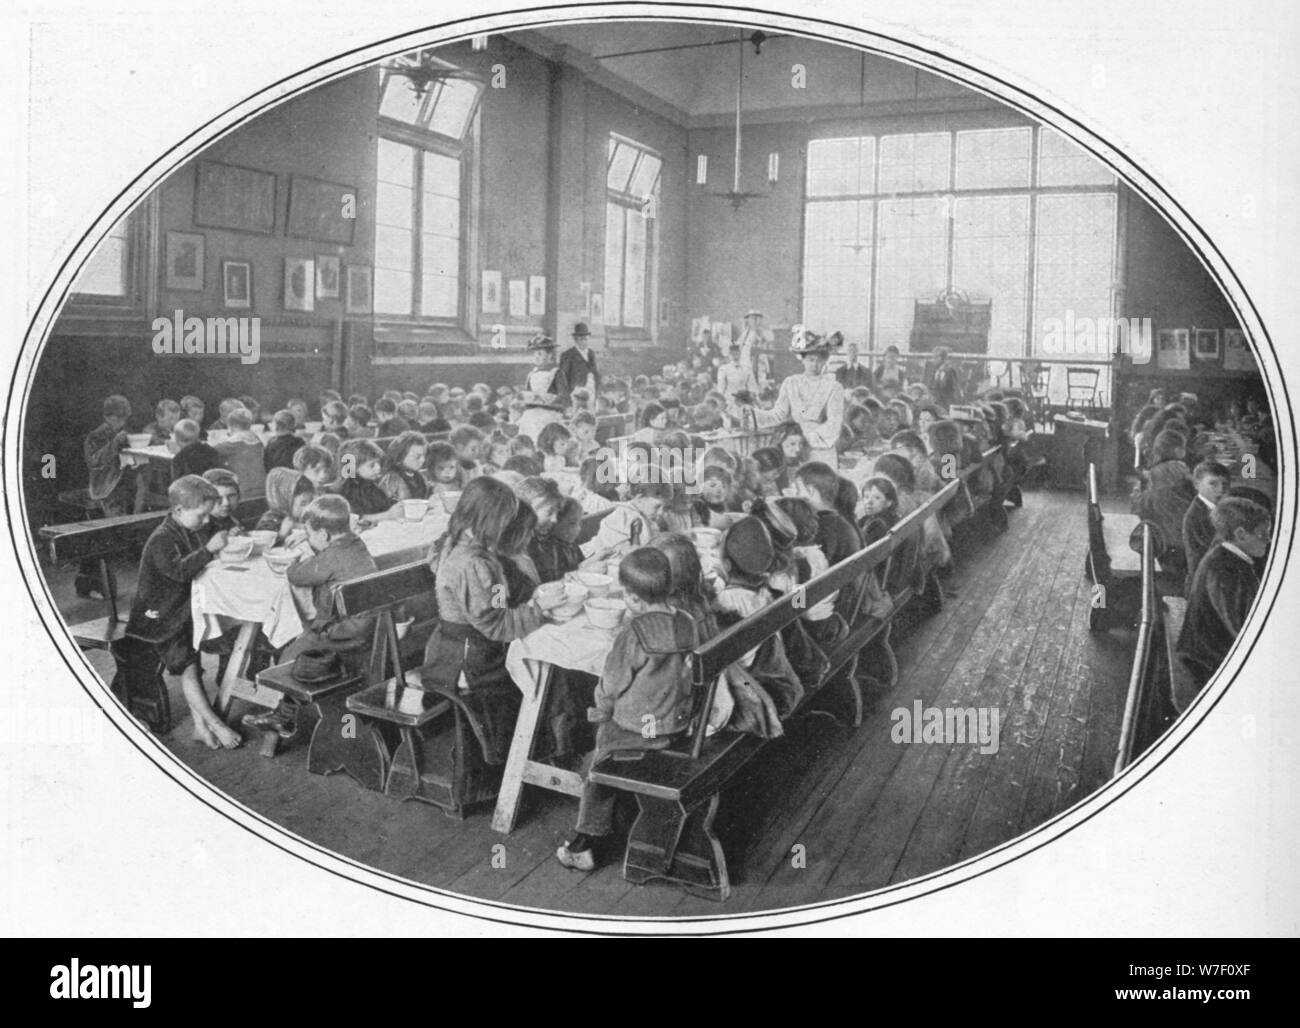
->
<box><xmin>1193</xmin><ymin>327</ymin><xmax>1221</xmax><ymax>361</ymax></box>
<box><xmin>481</xmin><ymin>270</ymin><xmax>502</xmax><ymax>314</ymax></box>
<box><xmin>1223</xmin><ymin>329</ymin><xmax>1254</xmax><ymax>371</ymax></box>
<box><xmin>165</xmin><ymin>231</ymin><xmax>205</xmax><ymax>291</ymax></box>
<box><xmin>316</xmin><ymin>255</ymin><xmax>341</xmax><ymax>299</ymax></box>
<box><xmin>528</xmin><ymin>275</ymin><xmax>546</xmax><ymax>316</ymax></box>
<box><xmin>345</xmin><ymin>264</ymin><xmax>372</xmax><ymax>315</ymax></box>
<box><xmin>221</xmin><ymin>260</ymin><xmax>252</xmax><ymax>309</ymax></box>
<box><xmin>1156</xmin><ymin>328</ymin><xmax>1190</xmax><ymax>370</ymax></box>
<box><xmin>284</xmin><ymin>256</ymin><xmax>315</xmax><ymax>312</ymax></box>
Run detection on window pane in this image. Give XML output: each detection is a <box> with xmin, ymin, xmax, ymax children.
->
<box><xmin>420</xmin><ymin>274</ymin><xmax>458</xmax><ymax>317</ymax></box>
<box><xmin>375</xmin><ymin>269</ymin><xmax>412</xmax><ymax>315</ymax></box>
<box><xmin>952</xmin><ymin>195</ymin><xmax>1031</xmax><ymax>356</ymax></box>
<box><xmin>603</xmin><ymin>203</ymin><xmax>625</xmax><ymax>327</ymax></box>
<box><xmin>74</xmin><ymin>228</ymin><xmax>127</xmax><ymax>296</ymax></box>
<box><xmin>806</xmin><ymin>137</ymin><xmax>874</xmax><ymax>196</ymax></box>
<box><xmin>378</xmin><ymin>139</ymin><xmax>415</xmax><ymax>185</ymax></box>
<box><xmin>422</xmin><ymin>151</ymin><xmax>460</xmax><ymax>199</ymax></box>
<box><xmin>421</xmin><ymin>193</ymin><xmax>459</xmax><ymax>238</ymax></box>
<box><xmin>628</xmin><ymin>152</ymin><xmax>662</xmax><ymax>199</ymax></box>
<box><xmin>380</xmin><ymin>74</ymin><xmax>425</xmax><ymax>123</ymax></box>
<box><xmin>375</xmin><ymin>225</ymin><xmax>413</xmax><ymax>271</ymax></box>
<box><xmin>1038</xmin><ymin>128</ymin><xmax>1115</xmax><ymax>187</ymax></box>
<box><xmin>955</xmin><ymin>128</ymin><xmax>1032</xmax><ymax>190</ymax></box>
<box><xmin>1033</xmin><ymin>193</ymin><xmax>1118</xmax><ymax>400</ymax></box>
<box><xmin>874</xmin><ymin>198</ymin><xmax>949</xmax><ymax>348</ymax></box>
<box><xmin>421</xmin><ymin>233</ymin><xmax>459</xmax><ymax>277</ymax></box>
<box><xmin>623</xmin><ymin>210</ymin><xmax>647</xmax><ymax>328</ymax></box>
<box><xmin>878</xmin><ymin>133</ymin><xmax>950</xmax><ymax>193</ymax></box>
<box><xmin>376</xmin><ymin>182</ymin><xmax>413</xmax><ymax>229</ymax></box>
<box><xmin>801</xmin><ymin>201</ymin><xmax>872</xmax><ymax>342</ymax></box>
<box><xmin>607</xmin><ymin>143</ymin><xmax>637</xmax><ymax>193</ymax></box>
<box><xmin>428</xmin><ymin>79</ymin><xmax>479</xmax><ymax>139</ymax></box>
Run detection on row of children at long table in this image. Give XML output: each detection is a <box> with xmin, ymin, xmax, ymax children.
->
<box><xmin>1126</xmin><ymin>389</ymin><xmax>1276</xmax><ymax>713</ymax></box>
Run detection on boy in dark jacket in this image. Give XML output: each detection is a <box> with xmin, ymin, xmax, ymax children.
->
<box><xmin>1174</xmin><ymin>498</ymin><xmax>1269</xmax><ymax>711</ymax></box>
<box><xmin>124</xmin><ymin>474</ymin><xmax>241</xmax><ymax>749</ymax></box>
<box><xmin>170</xmin><ymin>418</ymin><xmax>221</xmax><ymax>481</ymax></box>
<box><xmin>1182</xmin><ymin>460</ymin><xmax>1230</xmax><ymax>581</ymax></box>
<box><xmin>556</xmin><ymin>547</ymin><xmax>698</xmax><ymax>871</ymax></box>
<box><xmin>263</xmin><ymin>409</ymin><xmax>306</xmax><ymax>471</ymax></box>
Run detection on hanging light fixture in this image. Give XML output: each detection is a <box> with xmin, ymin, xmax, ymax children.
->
<box><xmin>387</xmin><ymin>48</ymin><xmax>485</xmax><ymax>98</ymax></box>
<box><xmin>712</xmin><ymin>30</ymin><xmax>773</xmax><ymax>211</ymax></box>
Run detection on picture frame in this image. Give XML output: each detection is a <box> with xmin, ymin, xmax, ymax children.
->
<box><xmin>528</xmin><ymin>275</ymin><xmax>546</xmax><ymax>316</ymax></box>
<box><xmin>481</xmin><ymin>270</ymin><xmax>502</xmax><ymax>314</ymax></box>
<box><xmin>315</xmin><ymin>255</ymin><xmax>341</xmax><ymax>300</ymax></box>
<box><xmin>193</xmin><ymin>160</ymin><xmax>277</xmax><ymax>235</ymax></box>
<box><xmin>1193</xmin><ymin>327</ymin><xmax>1221</xmax><ymax>361</ymax></box>
<box><xmin>164</xmin><ymin>231</ymin><xmax>205</xmax><ymax>291</ymax></box>
<box><xmin>287</xmin><ymin>175</ymin><xmax>358</xmax><ymax>245</ymax></box>
<box><xmin>1223</xmin><ymin>328</ymin><xmax>1254</xmax><ymax>371</ymax></box>
<box><xmin>345</xmin><ymin>264</ymin><xmax>372</xmax><ymax>315</ymax></box>
<box><xmin>1156</xmin><ymin>328</ymin><xmax>1190</xmax><ymax>370</ymax></box>
<box><xmin>221</xmin><ymin>259</ymin><xmax>252</xmax><ymax>309</ymax></box>
<box><xmin>284</xmin><ymin>256</ymin><xmax>315</xmax><ymax>312</ymax></box>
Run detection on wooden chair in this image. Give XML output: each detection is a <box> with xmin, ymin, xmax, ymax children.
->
<box><xmin>1066</xmin><ymin>366</ymin><xmax>1101</xmax><ymax>411</ymax></box>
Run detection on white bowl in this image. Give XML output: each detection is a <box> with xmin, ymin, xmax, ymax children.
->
<box><xmin>563</xmin><ymin>581</ymin><xmax>590</xmax><ymax>606</ymax></box>
<box><xmin>692</xmin><ymin>527</ymin><xmax>723</xmax><ymax>550</ymax></box>
<box><xmin>402</xmin><ymin>498</ymin><xmax>430</xmax><ymax>521</ymax></box>
<box><xmin>571</xmin><ymin>571</ymin><xmax>613</xmax><ymax>597</ymax></box>
<box><xmin>126</xmin><ymin>433</ymin><xmax>153</xmax><ymax>449</ymax></box>
<box><xmin>534</xmin><ymin>581</ymin><xmax>568</xmax><ymax>610</ymax></box>
<box><xmin>441</xmin><ymin>491</ymin><xmax>462</xmax><ymax>514</ymax></box>
<box><xmin>395</xmin><ymin>618</ymin><xmax>414</xmax><ymax>640</ymax></box>
<box><xmin>247</xmin><ymin>530</ymin><xmax>277</xmax><ymax>553</ymax></box>
<box><xmin>263</xmin><ymin>548</ymin><xmax>296</xmax><ymax>574</ymax></box>
<box><xmin>586</xmin><ymin>597</ymin><xmax>627</xmax><ymax>630</ymax></box>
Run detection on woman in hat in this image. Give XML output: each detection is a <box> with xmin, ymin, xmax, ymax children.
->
<box><xmin>555</xmin><ymin>322</ymin><xmax>600</xmax><ymax>412</ymax></box>
<box><xmin>738</xmin><ymin>331</ymin><xmax>846</xmax><ymax>469</ymax></box>
<box><xmin>716</xmin><ymin>338</ymin><xmax>761</xmax><ymax>405</ymax></box>
<box><xmin>516</xmin><ymin>334</ymin><xmax>564</xmax><ymax>443</ymax></box>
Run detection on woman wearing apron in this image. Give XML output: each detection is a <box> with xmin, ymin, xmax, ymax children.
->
<box><xmin>741</xmin><ymin>331</ymin><xmax>846</xmax><ymax>469</ymax></box>
<box><xmin>515</xmin><ymin>334</ymin><xmax>564</xmax><ymax>444</ymax></box>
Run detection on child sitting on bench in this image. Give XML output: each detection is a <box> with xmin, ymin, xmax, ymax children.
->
<box><xmin>337</xmin><ymin>439</ymin><xmax>401</xmax><ymax>519</ymax></box>
<box><xmin>201</xmin><ymin>468</ymin><xmax>247</xmax><ymax>537</ymax></box>
<box><xmin>124</xmin><ymin>475</ymin><xmax>240</xmax><ymax>750</ymax></box>
<box><xmin>556</xmin><ymin>547</ymin><xmax>698</xmax><ymax>872</ymax></box>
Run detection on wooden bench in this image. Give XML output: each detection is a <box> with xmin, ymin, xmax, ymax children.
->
<box><xmin>588</xmin><ymin>479</ymin><xmax>964</xmax><ymax>900</ymax></box>
<box><xmin>1083</xmin><ymin>462</ymin><xmax>1147</xmax><ymax>631</ymax></box>
<box><xmin>1160</xmin><ymin>597</ymin><xmax>1197</xmax><ymax>715</ymax></box>
<box><xmin>252</xmin><ymin>560</ymin><xmax>435</xmax><ymax>786</ymax></box>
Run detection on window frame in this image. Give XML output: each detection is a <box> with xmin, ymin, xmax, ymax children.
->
<box><xmin>65</xmin><ymin>198</ymin><xmax>157</xmax><ymax>320</ymax></box>
<box><xmin>604</xmin><ymin>133</ymin><xmax>662</xmax><ymax>339</ymax></box>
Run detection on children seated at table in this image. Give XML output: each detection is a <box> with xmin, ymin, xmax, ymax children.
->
<box><xmin>421</xmin><ymin>477</ymin><xmax>544</xmax><ymax>692</ymax></box>
<box><xmin>256</xmin><ymin>466</ymin><xmax>315</xmax><ymax>542</ymax></box>
<box><xmin>214</xmin><ymin>408</ymin><xmax>267</xmax><ymax>498</ymax></box>
<box><xmin>1174</xmin><ymin>497</ymin><xmax>1270</xmax><ymax>710</ymax></box>
<box><xmin>263</xmin><ymin>409</ymin><xmax>305</xmax><ymax>472</ymax></box>
<box><xmin>321</xmin><ymin>400</ymin><xmax>348</xmax><ymax>437</ymax></box>
<box><xmin>1183</xmin><ymin>460</ymin><xmax>1231</xmax><ymax>580</ymax></box>
<box><xmin>1145</xmin><ymin>429</ymin><xmax>1192</xmax><ymax>491</ymax></box>
<box><xmin>751</xmin><ymin>446</ymin><xmax>787</xmax><ymax>496</ymax></box>
<box><xmin>344</xmin><ymin>405</ymin><xmax>374</xmax><ymax>440</ymax></box>
<box><xmin>556</xmin><ymin>547</ymin><xmax>699</xmax><ymax>872</ymax></box>
<box><xmin>378</xmin><ymin>430</ymin><xmax>431</xmax><ymax>502</ymax></box>
<box><xmin>417</xmin><ymin>399</ymin><xmax>450</xmax><ymax>435</ymax></box>
<box><xmin>179</xmin><ymin>395</ymin><xmax>206</xmax><ymax>437</ymax></box>
<box><xmin>571</xmin><ymin>411</ymin><xmax>601</xmax><ymax>460</ymax></box>
<box><xmin>498</xmin><ymin>501</ymin><xmax>541</xmax><ymax>604</ymax></box>
<box><xmin>449</xmin><ymin>425</ymin><xmax>485</xmax><ymax>480</ymax></box>
<box><xmin>891</xmin><ymin>429</ymin><xmax>942</xmax><ymax>493</ymax></box>
<box><xmin>124</xmin><ymin>475</ymin><xmax>241</xmax><ymax>750</ymax></box>
<box><xmin>425</xmin><ymin>441</ymin><xmax>463</xmax><ymax>495</ymax></box>
<box><xmin>286</xmin><ymin>397</ymin><xmax>310</xmax><ymax>431</ymax></box>
<box><xmin>337</xmin><ymin>438</ymin><xmax>401</xmax><ymax>518</ymax></box>
<box><xmin>146</xmin><ymin>399</ymin><xmax>181</xmax><ymax>444</ymax></box>
<box><xmin>375</xmin><ymin>398</ymin><xmax>408</xmax><ymax>437</ymax></box>
<box><xmin>693</xmin><ymin>466</ymin><xmax>736</xmax><ymax>526</ymax></box>
<box><xmin>536</xmin><ymin>422</ymin><xmax>573</xmax><ymax>473</ymax></box>
<box><xmin>858</xmin><ymin>475</ymin><xmax>901</xmax><ymax>546</ymax></box>
<box><xmin>201</xmin><ymin>468</ymin><xmax>247</xmax><ymax>537</ymax></box>
<box><xmin>170</xmin><ymin>418</ymin><xmax>222</xmax><ymax>482</ymax></box>
<box><xmin>293</xmin><ymin>443</ymin><xmax>336</xmax><ymax>490</ymax></box>
<box><xmin>516</xmin><ymin>477</ymin><xmax>570</xmax><ymax>583</ymax></box>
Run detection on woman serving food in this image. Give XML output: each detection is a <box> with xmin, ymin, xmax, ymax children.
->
<box><xmin>735</xmin><ymin>330</ymin><xmax>846</xmax><ymax>468</ymax></box>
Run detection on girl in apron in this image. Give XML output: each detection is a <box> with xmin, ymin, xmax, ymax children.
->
<box><xmin>515</xmin><ymin>334</ymin><xmax>564</xmax><ymax>444</ymax></box>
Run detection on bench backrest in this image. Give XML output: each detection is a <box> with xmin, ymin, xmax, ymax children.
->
<box><xmin>42</xmin><ymin>496</ymin><xmax>269</xmax><ymax>564</ymax></box>
<box><xmin>332</xmin><ymin>559</ymin><xmax>437</xmax><ymax>684</ymax></box>
<box><xmin>1085</xmin><ymin>462</ymin><xmax>1110</xmax><ymax>582</ymax></box>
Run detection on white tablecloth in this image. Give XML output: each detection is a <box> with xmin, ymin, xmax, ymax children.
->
<box><xmin>505</xmin><ymin>616</ymin><xmax>621</xmax><ymax>699</ymax></box>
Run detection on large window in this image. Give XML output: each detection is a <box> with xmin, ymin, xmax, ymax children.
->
<box><xmin>375</xmin><ymin>59</ymin><xmax>482</xmax><ymax>321</ymax></box>
<box><xmin>604</xmin><ymin>134</ymin><xmax>661</xmax><ymax>331</ymax></box>
<box><xmin>802</xmin><ymin>125</ymin><xmax>1118</xmax><ymax>375</ymax></box>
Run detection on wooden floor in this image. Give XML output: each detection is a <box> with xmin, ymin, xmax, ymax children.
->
<box><xmin>57</xmin><ymin>486</ymin><xmax>1135</xmax><ymax>918</ymax></box>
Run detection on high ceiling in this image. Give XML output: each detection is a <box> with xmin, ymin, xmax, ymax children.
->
<box><xmin>514</xmin><ymin>21</ymin><xmax>983</xmax><ymax>125</ymax></box>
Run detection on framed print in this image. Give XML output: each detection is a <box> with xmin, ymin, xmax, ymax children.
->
<box><xmin>194</xmin><ymin>160</ymin><xmax>277</xmax><ymax>234</ymax></box>
<box><xmin>345</xmin><ymin>264</ymin><xmax>372</xmax><ymax>315</ymax></box>
<box><xmin>284</xmin><ymin>256</ymin><xmax>315</xmax><ymax>312</ymax></box>
<box><xmin>1193</xmin><ymin>327</ymin><xmax>1221</xmax><ymax>361</ymax></box>
<box><xmin>315</xmin><ymin>255</ymin><xmax>341</xmax><ymax>299</ymax></box>
<box><xmin>287</xmin><ymin>175</ymin><xmax>357</xmax><ymax>244</ymax></box>
<box><xmin>508</xmin><ymin>279</ymin><xmax>527</xmax><ymax>318</ymax></box>
<box><xmin>164</xmin><ymin>231</ymin><xmax>205</xmax><ymax>291</ymax></box>
<box><xmin>1156</xmin><ymin>328</ymin><xmax>1190</xmax><ymax>370</ymax></box>
<box><xmin>221</xmin><ymin>259</ymin><xmax>252</xmax><ymax>309</ymax></box>
<box><xmin>528</xmin><ymin>275</ymin><xmax>546</xmax><ymax>316</ymax></box>
<box><xmin>481</xmin><ymin>270</ymin><xmax>502</xmax><ymax>314</ymax></box>
<box><xmin>1223</xmin><ymin>328</ymin><xmax>1254</xmax><ymax>371</ymax></box>
<box><xmin>590</xmin><ymin>292</ymin><xmax>604</xmax><ymax>325</ymax></box>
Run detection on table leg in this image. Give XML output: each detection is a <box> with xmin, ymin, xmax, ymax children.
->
<box><xmin>215</xmin><ymin>620</ymin><xmax>257</xmax><ymax>717</ymax></box>
<box><xmin>491</xmin><ymin>662</ymin><xmax>553</xmax><ymax>835</ymax></box>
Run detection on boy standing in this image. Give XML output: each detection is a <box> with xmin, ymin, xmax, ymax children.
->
<box><xmin>1183</xmin><ymin>460</ymin><xmax>1231</xmax><ymax>580</ymax></box>
<box><xmin>124</xmin><ymin>475</ymin><xmax>241</xmax><ymax>749</ymax></box>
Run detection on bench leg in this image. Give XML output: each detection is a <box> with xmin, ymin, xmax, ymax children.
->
<box><xmin>306</xmin><ymin>693</ymin><xmax>388</xmax><ymax>790</ymax></box>
<box><xmin>491</xmin><ymin>664</ymin><xmax>552</xmax><ymax>834</ymax></box>
<box><xmin>623</xmin><ymin>794</ymin><xmax>730</xmax><ymax>901</ymax></box>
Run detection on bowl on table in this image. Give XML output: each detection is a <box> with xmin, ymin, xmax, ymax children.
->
<box><xmin>691</xmin><ymin>527</ymin><xmax>723</xmax><ymax>551</ymax></box>
<box><xmin>402</xmin><ymin>498</ymin><xmax>430</xmax><ymax>521</ymax></box>
<box><xmin>126</xmin><ymin>433</ymin><xmax>153</xmax><ymax>450</ymax></box>
<box><xmin>263</xmin><ymin>547</ymin><xmax>296</xmax><ymax>574</ymax></box>
<box><xmin>247</xmin><ymin>530</ymin><xmax>278</xmax><ymax>554</ymax></box>
<box><xmin>219</xmin><ymin>536</ymin><xmax>255</xmax><ymax>562</ymax></box>
<box><xmin>440</xmin><ymin>491</ymin><xmax>462</xmax><ymax>514</ymax></box>
<box><xmin>534</xmin><ymin>581</ymin><xmax>568</xmax><ymax>611</ymax></box>
<box><xmin>569</xmin><ymin>571</ymin><xmax>613</xmax><ymax>597</ymax></box>
<box><xmin>304</xmin><ymin>420</ymin><xmax>323</xmax><ymax>434</ymax></box>
<box><xmin>585</xmin><ymin>597</ymin><xmax>627</xmax><ymax>631</ymax></box>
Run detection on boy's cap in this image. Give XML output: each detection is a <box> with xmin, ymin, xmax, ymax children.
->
<box><xmin>722</xmin><ymin>516</ymin><xmax>775</xmax><ymax>584</ymax></box>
